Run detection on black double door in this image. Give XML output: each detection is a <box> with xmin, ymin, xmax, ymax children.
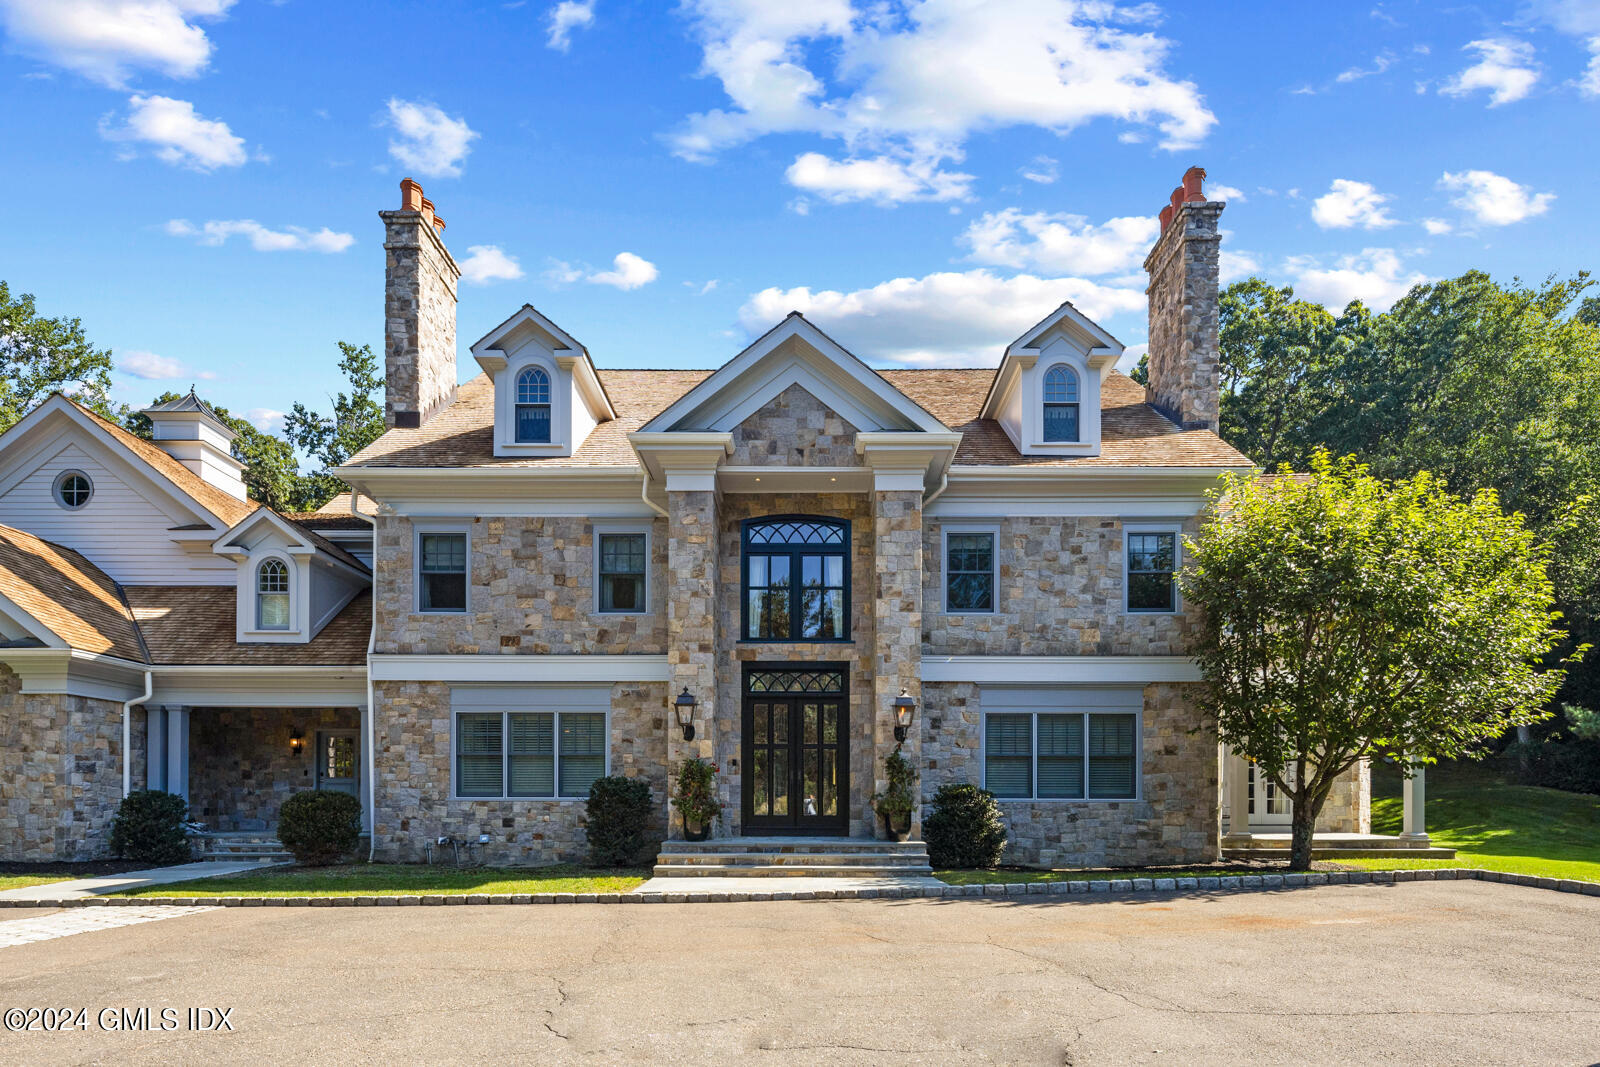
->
<box><xmin>741</xmin><ymin>667</ymin><xmax>848</xmax><ymax>835</ymax></box>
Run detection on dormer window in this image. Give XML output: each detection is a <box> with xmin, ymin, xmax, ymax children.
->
<box><xmin>1043</xmin><ymin>364</ymin><xmax>1080</xmax><ymax>442</ymax></box>
<box><xmin>256</xmin><ymin>558</ymin><xmax>291</xmax><ymax>630</ymax></box>
<box><xmin>515</xmin><ymin>367</ymin><xmax>552</xmax><ymax>443</ymax></box>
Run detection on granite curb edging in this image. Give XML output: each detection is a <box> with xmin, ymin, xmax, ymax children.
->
<box><xmin>3</xmin><ymin>868</ymin><xmax>1597</xmax><ymax>908</ymax></box>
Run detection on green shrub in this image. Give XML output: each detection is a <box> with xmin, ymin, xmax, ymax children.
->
<box><xmin>108</xmin><ymin>789</ymin><xmax>192</xmax><ymax>865</ymax></box>
<box><xmin>923</xmin><ymin>784</ymin><xmax>1008</xmax><ymax>868</ymax></box>
<box><xmin>585</xmin><ymin>775</ymin><xmax>656</xmax><ymax>866</ymax></box>
<box><xmin>276</xmin><ymin>790</ymin><xmax>362</xmax><ymax>865</ymax></box>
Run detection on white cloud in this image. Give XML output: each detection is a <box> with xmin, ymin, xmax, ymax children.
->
<box><xmin>1020</xmin><ymin>155</ymin><xmax>1059</xmax><ymax>184</ymax></box>
<box><xmin>1525</xmin><ymin>2</ymin><xmax>1600</xmax><ymax>95</ymax></box>
<box><xmin>586</xmin><ymin>252</ymin><xmax>658</xmax><ymax>290</ymax></box>
<box><xmin>99</xmin><ymin>94</ymin><xmax>245</xmax><ymax>171</ymax></box>
<box><xmin>670</xmin><ymin>0</ymin><xmax>1214</xmax><ymax>205</ymax></box>
<box><xmin>165</xmin><ymin>218</ymin><xmax>355</xmax><ymax>253</ymax></box>
<box><xmin>1206</xmin><ymin>183</ymin><xmax>1245</xmax><ymax>202</ymax></box>
<box><xmin>119</xmin><ymin>350</ymin><xmax>185</xmax><ymax>380</ymax></box>
<box><xmin>384</xmin><ymin>98</ymin><xmax>478</xmax><ymax>178</ymax></box>
<box><xmin>739</xmin><ymin>269</ymin><xmax>1145</xmax><ymax>366</ymax></box>
<box><xmin>1311</xmin><ymin>179</ymin><xmax>1398</xmax><ymax>230</ymax></box>
<box><xmin>457</xmin><ymin>245</ymin><xmax>524</xmax><ymax>285</ymax></box>
<box><xmin>246</xmin><ymin>407</ymin><xmax>285</xmax><ymax>433</ymax></box>
<box><xmin>785</xmin><ymin>150</ymin><xmax>972</xmax><ymax>204</ymax></box>
<box><xmin>1438</xmin><ymin>169</ymin><xmax>1555</xmax><ymax>226</ymax></box>
<box><xmin>1219</xmin><ymin>248</ymin><xmax>1260</xmax><ymax>283</ymax></box>
<box><xmin>1336</xmin><ymin>51</ymin><xmax>1395</xmax><ymax>83</ymax></box>
<box><xmin>546</xmin><ymin>0</ymin><xmax>595</xmax><ymax>51</ymax></box>
<box><xmin>961</xmin><ymin>208</ymin><xmax>1158</xmax><ymax>276</ymax></box>
<box><xmin>1440</xmin><ymin>38</ymin><xmax>1540</xmax><ymax>106</ymax></box>
<box><xmin>1117</xmin><ymin>341</ymin><xmax>1147</xmax><ymax>375</ymax></box>
<box><xmin>1421</xmin><ymin>217</ymin><xmax>1453</xmax><ymax>235</ymax></box>
<box><xmin>1284</xmin><ymin>248</ymin><xmax>1428</xmax><ymax>312</ymax></box>
<box><xmin>684</xmin><ymin>279</ymin><xmax>719</xmax><ymax>295</ymax></box>
<box><xmin>0</xmin><ymin>0</ymin><xmax>233</xmax><ymax>87</ymax></box>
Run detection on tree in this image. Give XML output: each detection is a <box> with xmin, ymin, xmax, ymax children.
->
<box><xmin>126</xmin><ymin>392</ymin><xmax>304</xmax><ymax>512</ymax></box>
<box><xmin>0</xmin><ymin>280</ymin><xmax>117</xmax><ymax>431</ymax></box>
<box><xmin>284</xmin><ymin>342</ymin><xmax>385</xmax><ymax>510</ymax></box>
<box><xmin>1183</xmin><ymin>452</ymin><xmax>1572</xmax><ymax>870</ymax></box>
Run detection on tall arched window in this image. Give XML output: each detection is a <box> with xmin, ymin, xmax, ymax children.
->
<box><xmin>256</xmin><ymin>558</ymin><xmax>291</xmax><ymax>630</ymax></box>
<box><xmin>1042</xmin><ymin>364</ymin><xmax>1080</xmax><ymax>442</ymax></box>
<box><xmin>742</xmin><ymin>517</ymin><xmax>850</xmax><ymax>641</ymax></box>
<box><xmin>515</xmin><ymin>367</ymin><xmax>552</xmax><ymax>443</ymax></box>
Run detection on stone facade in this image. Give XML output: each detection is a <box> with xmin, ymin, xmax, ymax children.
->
<box><xmin>381</xmin><ymin>185</ymin><xmax>461</xmax><ymax>429</ymax></box>
<box><xmin>921</xmin><ymin>681</ymin><xmax>1221</xmax><ymax>867</ymax></box>
<box><xmin>872</xmin><ymin>489</ymin><xmax>922</xmax><ymax>837</ymax></box>
<box><xmin>373</xmin><ymin>515</ymin><xmax>668</xmax><ymax>656</ymax></box>
<box><xmin>0</xmin><ymin>666</ymin><xmax>125</xmax><ymax>861</ymax></box>
<box><xmin>922</xmin><ymin>515</ymin><xmax>1201</xmax><ymax>656</ymax></box>
<box><xmin>188</xmin><ymin>707</ymin><xmax>361</xmax><ymax>831</ymax></box>
<box><xmin>1143</xmin><ymin>193</ymin><xmax>1223</xmax><ymax>432</ymax></box>
<box><xmin>1319</xmin><ymin>760</ymin><xmax>1371</xmax><ymax>834</ymax></box>
<box><xmin>728</xmin><ymin>385</ymin><xmax>861</xmax><ymax>467</ymax></box>
<box><xmin>370</xmin><ymin>680</ymin><xmax>669</xmax><ymax>864</ymax></box>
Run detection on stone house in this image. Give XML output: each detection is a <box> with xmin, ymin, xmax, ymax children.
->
<box><xmin>0</xmin><ymin>169</ymin><xmax>1383</xmax><ymax>867</ymax></box>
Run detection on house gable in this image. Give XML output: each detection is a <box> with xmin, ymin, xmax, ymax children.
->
<box><xmin>469</xmin><ymin>305</ymin><xmax>616</xmax><ymax>459</ymax></box>
<box><xmin>728</xmin><ymin>384</ymin><xmax>863</xmax><ymax>468</ymax></box>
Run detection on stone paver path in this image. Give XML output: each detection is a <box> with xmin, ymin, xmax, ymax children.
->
<box><xmin>0</xmin><ymin>906</ymin><xmax>218</xmax><ymax>948</ymax></box>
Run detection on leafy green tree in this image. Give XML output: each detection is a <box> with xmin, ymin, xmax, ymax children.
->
<box><xmin>125</xmin><ymin>392</ymin><xmax>303</xmax><ymax>512</ymax></box>
<box><xmin>1576</xmin><ymin>295</ymin><xmax>1600</xmax><ymax>327</ymax></box>
<box><xmin>284</xmin><ymin>342</ymin><xmax>385</xmax><ymax>510</ymax></box>
<box><xmin>0</xmin><ymin>280</ymin><xmax>117</xmax><ymax>430</ymax></box>
<box><xmin>1183</xmin><ymin>453</ymin><xmax>1572</xmax><ymax>870</ymax></box>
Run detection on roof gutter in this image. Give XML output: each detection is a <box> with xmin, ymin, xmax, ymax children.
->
<box><xmin>122</xmin><ymin>670</ymin><xmax>152</xmax><ymax>798</ymax></box>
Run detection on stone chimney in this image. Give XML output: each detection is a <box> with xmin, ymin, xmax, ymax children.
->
<box><xmin>140</xmin><ymin>388</ymin><xmax>249</xmax><ymax>500</ymax></box>
<box><xmin>380</xmin><ymin>177</ymin><xmax>461</xmax><ymax>429</ymax></box>
<box><xmin>1142</xmin><ymin>165</ymin><xmax>1224</xmax><ymax>433</ymax></box>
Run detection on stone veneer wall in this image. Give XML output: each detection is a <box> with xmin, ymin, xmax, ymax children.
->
<box><xmin>872</xmin><ymin>489</ymin><xmax>922</xmax><ymax>838</ymax></box>
<box><xmin>1143</xmin><ymin>199</ymin><xmax>1223</xmax><ymax>432</ymax></box>
<box><xmin>370</xmin><ymin>681</ymin><xmax>668</xmax><ymax>864</ymax></box>
<box><xmin>920</xmin><ymin>681</ymin><xmax>1221</xmax><ymax>867</ymax></box>
<box><xmin>922</xmin><ymin>515</ymin><xmax>1201</xmax><ymax>656</ymax></box>
<box><xmin>373</xmin><ymin>515</ymin><xmax>668</xmax><ymax>656</ymax></box>
<box><xmin>1319</xmin><ymin>761</ymin><xmax>1371</xmax><ymax>834</ymax></box>
<box><xmin>188</xmin><ymin>708</ymin><xmax>361</xmax><ymax>831</ymax></box>
<box><xmin>0</xmin><ymin>666</ymin><xmax>126</xmax><ymax>861</ymax></box>
<box><xmin>727</xmin><ymin>385</ymin><xmax>860</xmax><ymax>467</ymax></box>
<box><xmin>380</xmin><ymin>203</ymin><xmax>460</xmax><ymax>428</ymax></box>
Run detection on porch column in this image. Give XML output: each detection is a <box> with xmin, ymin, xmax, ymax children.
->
<box><xmin>665</xmin><ymin>485</ymin><xmax>720</xmax><ymax>839</ymax></box>
<box><xmin>1223</xmin><ymin>752</ymin><xmax>1252</xmax><ymax>841</ymax></box>
<box><xmin>165</xmin><ymin>707</ymin><xmax>190</xmax><ymax>804</ymax></box>
<box><xmin>870</xmin><ymin>482</ymin><xmax>923</xmax><ymax>840</ymax></box>
<box><xmin>1401</xmin><ymin>761</ymin><xmax>1427</xmax><ymax>841</ymax></box>
<box><xmin>146</xmin><ymin>706</ymin><xmax>167</xmax><ymax>791</ymax></box>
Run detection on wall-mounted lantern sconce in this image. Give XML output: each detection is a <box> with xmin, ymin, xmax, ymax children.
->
<box><xmin>288</xmin><ymin>728</ymin><xmax>305</xmax><ymax>755</ymax></box>
<box><xmin>673</xmin><ymin>688</ymin><xmax>698</xmax><ymax>741</ymax></box>
<box><xmin>893</xmin><ymin>689</ymin><xmax>917</xmax><ymax>743</ymax></box>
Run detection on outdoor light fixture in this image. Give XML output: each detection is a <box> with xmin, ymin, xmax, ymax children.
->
<box><xmin>893</xmin><ymin>688</ymin><xmax>917</xmax><ymax>743</ymax></box>
<box><xmin>673</xmin><ymin>687</ymin><xmax>697</xmax><ymax>741</ymax></box>
<box><xmin>288</xmin><ymin>728</ymin><xmax>304</xmax><ymax>754</ymax></box>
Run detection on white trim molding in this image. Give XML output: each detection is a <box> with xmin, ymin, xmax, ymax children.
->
<box><xmin>922</xmin><ymin>655</ymin><xmax>1201</xmax><ymax>685</ymax></box>
<box><xmin>370</xmin><ymin>654</ymin><xmax>671</xmax><ymax>684</ymax></box>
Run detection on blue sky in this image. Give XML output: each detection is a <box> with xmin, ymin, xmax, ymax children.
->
<box><xmin>1</xmin><ymin>0</ymin><xmax>1596</xmax><ymax>432</ymax></box>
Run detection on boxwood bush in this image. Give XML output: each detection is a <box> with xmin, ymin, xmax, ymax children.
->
<box><xmin>922</xmin><ymin>783</ymin><xmax>1008</xmax><ymax>869</ymax></box>
<box><xmin>108</xmin><ymin>789</ymin><xmax>192</xmax><ymax>865</ymax></box>
<box><xmin>276</xmin><ymin>790</ymin><xmax>362</xmax><ymax>865</ymax></box>
<box><xmin>586</xmin><ymin>775</ymin><xmax>656</xmax><ymax>866</ymax></box>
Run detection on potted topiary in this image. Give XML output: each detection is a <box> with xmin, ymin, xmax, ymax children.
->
<box><xmin>872</xmin><ymin>747</ymin><xmax>918</xmax><ymax>841</ymax></box>
<box><xmin>673</xmin><ymin>757</ymin><xmax>722</xmax><ymax>841</ymax></box>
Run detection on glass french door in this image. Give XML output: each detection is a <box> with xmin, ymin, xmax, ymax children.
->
<box><xmin>1248</xmin><ymin>762</ymin><xmax>1292</xmax><ymax>826</ymax></box>
<box><xmin>741</xmin><ymin>666</ymin><xmax>848</xmax><ymax>835</ymax></box>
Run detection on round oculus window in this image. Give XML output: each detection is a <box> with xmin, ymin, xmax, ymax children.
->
<box><xmin>53</xmin><ymin>470</ymin><xmax>93</xmax><ymax>510</ymax></box>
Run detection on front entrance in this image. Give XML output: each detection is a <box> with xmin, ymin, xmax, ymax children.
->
<box><xmin>1248</xmin><ymin>763</ymin><xmax>1292</xmax><ymax>827</ymax></box>
<box><xmin>317</xmin><ymin>730</ymin><xmax>360</xmax><ymax>798</ymax></box>
<box><xmin>741</xmin><ymin>664</ymin><xmax>849</xmax><ymax>835</ymax></box>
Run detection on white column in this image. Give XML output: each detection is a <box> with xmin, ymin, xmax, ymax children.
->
<box><xmin>1224</xmin><ymin>752</ymin><xmax>1252</xmax><ymax>840</ymax></box>
<box><xmin>146</xmin><ymin>707</ymin><xmax>167</xmax><ymax>791</ymax></box>
<box><xmin>165</xmin><ymin>707</ymin><xmax>189</xmax><ymax>804</ymax></box>
<box><xmin>1401</xmin><ymin>761</ymin><xmax>1427</xmax><ymax>840</ymax></box>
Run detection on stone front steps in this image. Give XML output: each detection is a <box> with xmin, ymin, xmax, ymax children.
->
<box><xmin>1222</xmin><ymin>832</ymin><xmax>1457</xmax><ymax>861</ymax></box>
<box><xmin>190</xmin><ymin>832</ymin><xmax>292</xmax><ymax>863</ymax></box>
<box><xmin>654</xmin><ymin>836</ymin><xmax>933</xmax><ymax>878</ymax></box>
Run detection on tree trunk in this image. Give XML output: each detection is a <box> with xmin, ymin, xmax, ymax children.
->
<box><xmin>1289</xmin><ymin>798</ymin><xmax>1317</xmax><ymax>872</ymax></box>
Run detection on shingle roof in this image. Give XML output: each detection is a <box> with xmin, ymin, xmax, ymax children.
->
<box><xmin>73</xmin><ymin>400</ymin><xmax>259</xmax><ymax>526</ymax></box>
<box><xmin>125</xmin><ymin>587</ymin><xmax>370</xmax><ymax>666</ymax></box>
<box><xmin>0</xmin><ymin>524</ymin><xmax>146</xmax><ymax>661</ymax></box>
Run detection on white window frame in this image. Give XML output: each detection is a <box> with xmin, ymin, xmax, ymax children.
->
<box><xmin>941</xmin><ymin>523</ymin><xmax>1000</xmax><ymax>615</ymax></box>
<box><xmin>414</xmin><ymin>523</ymin><xmax>471</xmax><ymax>615</ymax></box>
<box><xmin>980</xmin><ymin>708</ymin><xmax>1142</xmax><ymax>802</ymax></box>
<box><xmin>1041</xmin><ymin>362</ymin><xmax>1082</xmax><ymax>443</ymax></box>
<box><xmin>52</xmin><ymin>469</ymin><xmax>93</xmax><ymax>511</ymax></box>
<box><xmin>494</xmin><ymin>352</ymin><xmax>570</xmax><ymax>456</ymax></box>
<box><xmin>593</xmin><ymin>523</ymin><xmax>651</xmax><ymax>615</ymax></box>
<box><xmin>450</xmin><ymin>708</ymin><xmax>610</xmax><ymax>802</ymax></box>
<box><xmin>513</xmin><ymin>365</ymin><xmax>553</xmax><ymax>444</ymax></box>
<box><xmin>254</xmin><ymin>556</ymin><xmax>292</xmax><ymax>631</ymax></box>
<box><xmin>1123</xmin><ymin>522</ymin><xmax>1183</xmax><ymax>616</ymax></box>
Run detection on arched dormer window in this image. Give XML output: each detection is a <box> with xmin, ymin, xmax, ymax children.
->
<box><xmin>1042</xmin><ymin>364</ymin><xmax>1080</xmax><ymax>442</ymax></box>
<box><xmin>256</xmin><ymin>558</ymin><xmax>291</xmax><ymax>630</ymax></box>
<box><xmin>515</xmin><ymin>367</ymin><xmax>552</xmax><ymax>443</ymax></box>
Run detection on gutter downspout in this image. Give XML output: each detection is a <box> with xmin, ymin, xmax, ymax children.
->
<box><xmin>354</xmin><ymin>490</ymin><xmax>379</xmax><ymax>862</ymax></box>
<box><xmin>122</xmin><ymin>670</ymin><xmax>153</xmax><ymax>798</ymax></box>
<box><xmin>639</xmin><ymin>470</ymin><xmax>668</xmax><ymax>518</ymax></box>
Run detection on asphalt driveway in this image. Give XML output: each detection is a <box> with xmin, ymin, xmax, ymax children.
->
<box><xmin>1</xmin><ymin>882</ymin><xmax>1596</xmax><ymax>1065</ymax></box>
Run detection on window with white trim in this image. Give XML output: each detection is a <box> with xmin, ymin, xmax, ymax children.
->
<box><xmin>53</xmin><ymin>470</ymin><xmax>93</xmax><ymax>510</ymax></box>
<box><xmin>1042</xmin><ymin>364</ymin><xmax>1080</xmax><ymax>443</ymax></box>
<box><xmin>455</xmin><ymin>711</ymin><xmax>607</xmax><ymax>799</ymax></box>
<box><xmin>943</xmin><ymin>527</ymin><xmax>996</xmax><ymax>613</ymax></box>
<box><xmin>515</xmin><ymin>367</ymin><xmax>552</xmax><ymax>443</ymax></box>
<box><xmin>984</xmin><ymin>711</ymin><xmax>1138</xmax><ymax>800</ymax></box>
<box><xmin>1126</xmin><ymin>528</ymin><xmax>1179</xmax><ymax>613</ymax></box>
<box><xmin>255</xmin><ymin>558</ymin><xmax>291</xmax><ymax>630</ymax></box>
<box><xmin>418</xmin><ymin>532</ymin><xmax>468</xmax><ymax>613</ymax></box>
<box><xmin>597</xmin><ymin>531</ymin><xmax>647</xmax><ymax>614</ymax></box>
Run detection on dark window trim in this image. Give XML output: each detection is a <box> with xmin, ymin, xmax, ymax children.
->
<box><xmin>739</xmin><ymin>515</ymin><xmax>852</xmax><ymax>644</ymax></box>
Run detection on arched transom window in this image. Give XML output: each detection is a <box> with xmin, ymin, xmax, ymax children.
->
<box><xmin>1042</xmin><ymin>364</ymin><xmax>1080</xmax><ymax>443</ymax></box>
<box><xmin>256</xmin><ymin>558</ymin><xmax>291</xmax><ymax>630</ymax></box>
<box><xmin>742</xmin><ymin>517</ymin><xmax>849</xmax><ymax>641</ymax></box>
<box><xmin>515</xmin><ymin>366</ymin><xmax>552</xmax><ymax>443</ymax></box>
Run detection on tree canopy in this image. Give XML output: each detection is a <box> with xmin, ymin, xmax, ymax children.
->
<box><xmin>124</xmin><ymin>394</ymin><xmax>303</xmax><ymax>512</ymax></box>
<box><xmin>0</xmin><ymin>280</ymin><xmax>117</xmax><ymax>431</ymax></box>
<box><xmin>283</xmin><ymin>342</ymin><xmax>385</xmax><ymax>510</ymax></box>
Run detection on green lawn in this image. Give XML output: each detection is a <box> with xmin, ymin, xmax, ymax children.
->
<box><xmin>1344</xmin><ymin>761</ymin><xmax>1600</xmax><ymax>883</ymax></box>
<box><xmin>116</xmin><ymin>864</ymin><xmax>648</xmax><ymax>897</ymax></box>
<box><xmin>0</xmin><ymin>874</ymin><xmax>73</xmax><ymax>891</ymax></box>
<box><xmin>936</xmin><ymin>866</ymin><xmax>1259</xmax><ymax>885</ymax></box>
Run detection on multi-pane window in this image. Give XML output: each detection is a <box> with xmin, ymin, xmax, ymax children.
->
<box><xmin>598</xmin><ymin>532</ymin><xmax>647</xmax><ymax>613</ymax></box>
<box><xmin>515</xmin><ymin>367</ymin><xmax>552</xmax><ymax>443</ymax></box>
<box><xmin>984</xmin><ymin>712</ymin><xmax>1138</xmax><ymax>800</ymax></box>
<box><xmin>1126</xmin><ymin>530</ymin><xmax>1178</xmax><ymax>613</ymax></box>
<box><xmin>743</xmin><ymin>518</ymin><xmax>848</xmax><ymax>641</ymax></box>
<box><xmin>456</xmin><ymin>711</ymin><xmax>606</xmax><ymax>799</ymax></box>
<box><xmin>255</xmin><ymin>558</ymin><xmax>290</xmax><ymax>630</ymax></box>
<box><xmin>1042</xmin><ymin>364</ymin><xmax>1080</xmax><ymax>442</ymax></box>
<box><xmin>418</xmin><ymin>532</ymin><xmax>468</xmax><ymax>612</ymax></box>
<box><xmin>53</xmin><ymin>470</ymin><xmax>93</xmax><ymax>510</ymax></box>
<box><xmin>945</xmin><ymin>530</ymin><xmax>995</xmax><ymax>612</ymax></box>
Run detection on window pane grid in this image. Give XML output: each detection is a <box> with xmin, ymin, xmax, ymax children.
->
<box><xmin>743</xmin><ymin>518</ymin><xmax>848</xmax><ymax>641</ymax></box>
<box><xmin>419</xmin><ymin>533</ymin><xmax>468</xmax><ymax>613</ymax></box>
<box><xmin>985</xmin><ymin>711</ymin><xmax>1137</xmax><ymax>800</ymax></box>
<box><xmin>598</xmin><ymin>533</ymin><xmax>646</xmax><ymax>613</ymax></box>
<box><xmin>946</xmin><ymin>532</ymin><xmax>994</xmax><ymax>612</ymax></box>
<box><xmin>1127</xmin><ymin>532</ymin><xmax>1177</xmax><ymax>612</ymax></box>
<box><xmin>456</xmin><ymin>711</ymin><xmax>606</xmax><ymax>799</ymax></box>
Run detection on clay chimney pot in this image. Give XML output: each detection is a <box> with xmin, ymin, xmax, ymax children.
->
<box><xmin>399</xmin><ymin>177</ymin><xmax>424</xmax><ymax>212</ymax></box>
<box><xmin>1158</xmin><ymin>204</ymin><xmax>1174</xmax><ymax>232</ymax></box>
<box><xmin>1182</xmin><ymin>165</ymin><xmax>1207</xmax><ymax>202</ymax></box>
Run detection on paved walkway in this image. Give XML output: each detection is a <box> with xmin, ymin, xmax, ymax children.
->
<box><xmin>0</xmin><ymin>860</ymin><xmax>284</xmax><ymax>901</ymax></box>
<box><xmin>635</xmin><ymin>873</ymin><xmax>946</xmax><ymax>895</ymax></box>
<box><xmin>0</xmin><ymin>905</ymin><xmax>218</xmax><ymax>948</ymax></box>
